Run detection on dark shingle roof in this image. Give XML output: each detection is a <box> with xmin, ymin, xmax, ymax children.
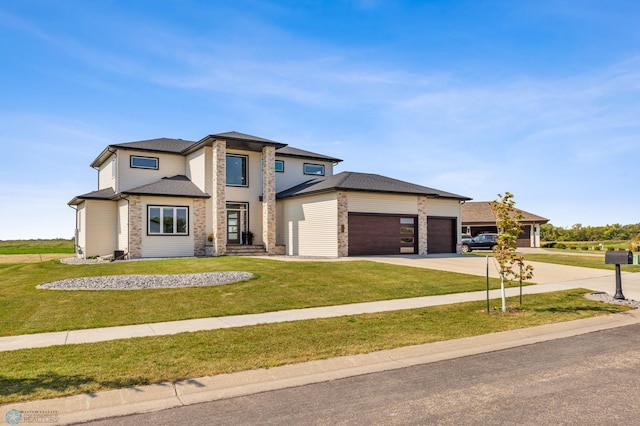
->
<box><xmin>276</xmin><ymin>146</ymin><xmax>342</xmax><ymax>163</ymax></box>
<box><xmin>277</xmin><ymin>172</ymin><xmax>471</xmax><ymax>200</ymax></box>
<box><xmin>461</xmin><ymin>201</ymin><xmax>549</xmax><ymax>224</ymax></box>
<box><xmin>68</xmin><ymin>188</ymin><xmax>117</xmax><ymax>205</ymax></box>
<box><xmin>122</xmin><ymin>175</ymin><xmax>210</xmax><ymax>199</ymax></box>
<box><xmin>90</xmin><ymin>138</ymin><xmax>197</xmax><ymax>167</ymax></box>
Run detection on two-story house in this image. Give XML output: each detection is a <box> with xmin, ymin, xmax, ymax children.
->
<box><xmin>69</xmin><ymin>131</ymin><xmax>470</xmax><ymax>259</ymax></box>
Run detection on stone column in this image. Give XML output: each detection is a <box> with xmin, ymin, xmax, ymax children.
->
<box><xmin>337</xmin><ymin>191</ymin><xmax>349</xmax><ymax>257</ymax></box>
<box><xmin>211</xmin><ymin>140</ymin><xmax>227</xmax><ymax>256</ymax></box>
<box><xmin>262</xmin><ymin>145</ymin><xmax>276</xmax><ymax>253</ymax></box>
<box><xmin>193</xmin><ymin>198</ymin><xmax>207</xmax><ymax>256</ymax></box>
<box><xmin>418</xmin><ymin>196</ymin><xmax>428</xmax><ymax>255</ymax></box>
<box><xmin>128</xmin><ymin>195</ymin><xmax>143</xmax><ymax>258</ymax></box>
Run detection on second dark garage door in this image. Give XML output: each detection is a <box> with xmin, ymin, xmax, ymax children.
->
<box><xmin>426</xmin><ymin>216</ymin><xmax>457</xmax><ymax>254</ymax></box>
<box><xmin>348</xmin><ymin>213</ymin><xmax>417</xmax><ymax>256</ymax></box>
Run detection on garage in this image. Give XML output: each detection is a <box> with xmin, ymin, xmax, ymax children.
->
<box><xmin>427</xmin><ymin>216</ymin><xmax>457</xmax><ymax>254</ymax></box>
<box><xmin>348</xmin><ymin>213</ymin><xmax>418</xmax><ymax>256</ymax></box>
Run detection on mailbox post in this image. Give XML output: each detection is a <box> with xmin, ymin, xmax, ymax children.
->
<box><xmin>604</xmin><ymin>251</ymin><xmax>634</xmax><ymax>300</ymax></box>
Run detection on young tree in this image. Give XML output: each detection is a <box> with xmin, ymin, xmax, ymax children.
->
<box><xmin>491</xmin><ymin>192</ymin><xmax>534</xmax><ymax>311</ymax></box>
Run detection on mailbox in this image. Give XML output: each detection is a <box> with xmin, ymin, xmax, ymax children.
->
<box><xmin>605</xmin><ymin>250</ymin><xmax>633</xmax><ymax>265</ymax></box>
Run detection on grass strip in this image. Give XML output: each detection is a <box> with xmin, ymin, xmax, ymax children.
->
<box><xmin>0</xmin><ymin>289</ymin><xmax>629</xmax><ymax>404</ymax></box>
<box><xmin>0</xmin><ymin>257</ymin><xmax>511</xmax><ymax>336</ymax></box>
<box><xmin>522</xmin><ymin>254</ymin><xmax>640</xmax><ymax>272</ymax></box>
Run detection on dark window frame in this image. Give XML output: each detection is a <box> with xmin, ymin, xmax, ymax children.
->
<box><xmin>303</xmin><ymin>163</ymin><xmax>325</xmax><ymax>176</ymax></box>
<box><xmin>226</xmin><ymin>154</ymin><xmax>249</xmax><ymax>187</ymax></box>
<box><xmin>275</xmin><ymin>159</ymin><xmax>284</xmax><ymax>173</ymax></box>
<box><xmin>130</xmin><ymin>155</ymin><xmax>159</xmax><ymax>170</ymax></box>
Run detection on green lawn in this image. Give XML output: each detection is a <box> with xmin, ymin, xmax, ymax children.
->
<box><xmin>1</xmin><ymin>257</ymin><xmax>509</xmax><ymax>336</ymax></box>
<box><xmin>0</xmin><ymin>289</ymin><xmax>628</xmax><ymax>404</ymax></box>
<box><xmin>522</xmin><ymin>253</ymin><xmax>640</xmax><ymax>272</ymax></box>
<box><xmin>0</xmin><ymin>239</ymin><xmax>74</xmax><ymax>254</ymax></box>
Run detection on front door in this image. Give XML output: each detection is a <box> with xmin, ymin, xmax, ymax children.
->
<box><xmin>227</xmin><ymin>210</ymin><xmax>241</xmax><ymax>244</ymax></box>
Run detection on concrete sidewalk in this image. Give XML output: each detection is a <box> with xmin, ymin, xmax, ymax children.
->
<box><xmin>3</xmin><ymin>257</ymin><xmax>640</xmax><ymax>424</ymax></box>
<box><xmin>4</xmin><ymin>310</ymin><xmax>640</xmax><ymax>425</ymax></box>
<box><xmin>2</xmin><ymin>271</ymin><xmax>639</xmax><ymax>352</ymax></box>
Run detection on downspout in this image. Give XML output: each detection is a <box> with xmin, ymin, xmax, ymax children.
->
<box><xmin>68</xmin><ymin>204</ymin><xmax>79</xmax><ymax>257</ymax></box>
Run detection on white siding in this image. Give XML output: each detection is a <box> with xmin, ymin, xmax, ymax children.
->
<box><xmin>347</xmin><ymin>192</ymin><xmax>418</xmax><ymax>215</ymax></box>
<box><xmin>140</xmin><ymin>196</ymin><xmax>195</xmax><ymax>258</ymax></box>
<box><xmin>98</xmin><ymin>154</ymin><xmax>116</xmax><ymax>190</ymax></box>
<box><xmin>427</xmin><ymin>199</ymin><xmax>461</xmax><ymax>217</ymax></box>
<box><xmin>274</xmin><ymin>156</ymin><xmax>335</xmax><ymax>193</ymax></box>
<box><xmin>84</xmin><ymin>200</ymin><xmax>117</xmax><ymax>257</ymax></box>
<box><xmin>282</xmin><ymin>193</ymin><xmax>338</xmax><ymax>257</ymax></box>
<box><xmin>117</xmin><ymin>150</ymin><xmax>186</xmax><ymax>192</ymax></box>
<box><xmin>117</xmin><ymin>199</ymin><xmax>129</xmax><ymax>252</ymax></box>
<box><xmin>186</xmin><ymin>149</ymin><xmax>206</xmax><ymax>192</ymax></box>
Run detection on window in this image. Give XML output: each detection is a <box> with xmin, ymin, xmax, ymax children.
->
<box><xmin>304</xmin><ymin>163</ymin><xmax>325</xmax><ymax>176</ymax></box>
<box><xmin>227</xmin><ymin>155</ymin><xmax>248</xmax><ymax>186</ymax></box>
<box><xmin>400</xmin><ymin>218</ymin><xmax>415</xmax><ymax>224</ymax></box>
<box><xmin>275</xmin><ymin>160</ymin><xmax>284</xmax><ymax>173</ymax></box>
<box><xmin>148</xmin><ymin>206</ymin><xmax>188</xmax><ymax>235</ymax></box>
<box><xmin>111</xmin><ymin>158</ymin><xmax>116</xmax><ymax>178</ymax></box>
<box><xmin>131</xmin><ymin>156</ymin><xmax>159</xmax><ymax>170</ymax></box>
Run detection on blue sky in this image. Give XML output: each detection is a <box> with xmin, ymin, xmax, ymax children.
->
<box><xmin>1</xmin><ymin>0</ymin><xmax>639</xmax><ymax>240</ymax></box>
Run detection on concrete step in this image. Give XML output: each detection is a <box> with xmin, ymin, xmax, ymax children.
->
<box><xmin>225</xmin><ymin>245</ymin><xmax>267</xmax><ymax>256</ymax></box>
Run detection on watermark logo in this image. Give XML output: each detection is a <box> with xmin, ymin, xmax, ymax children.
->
<box><xmin>4</xmin><ymin>410</ymin><xmax>59</xmax><ymax>425</ymax></box>
<box><xmin>5</xmin><ymin>410</ymin><xmax>22</xmax><ymax>425</ymax></box>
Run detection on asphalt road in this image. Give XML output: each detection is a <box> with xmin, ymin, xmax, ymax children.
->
<box><xmin>84</xmin><ymin>324</ymin><xmax>640</xmax><ymax>425</ymax></box>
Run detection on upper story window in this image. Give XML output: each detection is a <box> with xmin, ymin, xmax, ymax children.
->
<box><xmin>131</xmin><ymin>155</ymin><xmax>159</xmax><ymax>170</ymax></box>
<box><xmin>227</xmin><ymin>154</ymin><xmax>248</xmax><ymax>186</ymax></box>
<box><xmin>111</xmin><ymin>158</ymin><xmax>116</xmax><ymax>178</ymax></box>
<box><xmin>304</xmin><ymin>163</ymin><xmax>325</xmax><ymax>176</ymax></box>
<box><xmin>275</xmin><ymin>160</ymin><xmax>284</xmax><ymax>173</ymax></box>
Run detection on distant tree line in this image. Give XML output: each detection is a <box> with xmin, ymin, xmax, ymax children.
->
<box><xmin>541</xmin><ymin>223</ymin><xmax>640</xmax><ymax>242</ymax></box>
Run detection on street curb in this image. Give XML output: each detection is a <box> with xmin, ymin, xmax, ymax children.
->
<box><xmin>3</xmin><ymin>310</ymin><xmax>640</xmax><ymax>425</ymax></box>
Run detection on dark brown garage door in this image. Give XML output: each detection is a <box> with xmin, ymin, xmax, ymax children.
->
<box><xmin>427</xmin><ymin>217</ymin><xmax>456</xmax><ymax>254</ymax></box>
<box><xmin>348</xmin><ymin>213</ymin><xmax>418</xmax><ymax>256</ymax></box>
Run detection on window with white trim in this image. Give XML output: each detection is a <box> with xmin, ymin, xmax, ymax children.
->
<box><xmin>148</xmin><ymin>206</ymin><xmax>188</xmax><ymax>235</ymax></box>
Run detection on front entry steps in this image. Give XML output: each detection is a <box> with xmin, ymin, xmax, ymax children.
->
<box><xmin>225</xmin><ymin>245</ymin><xmax>267</xmax><ymax>256</ymax></box>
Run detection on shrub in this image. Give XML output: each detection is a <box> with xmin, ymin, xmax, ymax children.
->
<box><xmin>569</xmin><ymin>245</ymin><xmax>578</xmax><ymax>250</ymax></box>
<box><xmin>556</xmin><ymin>243</ymin><xmax>566</xmax><ymax>249</ymax></box>
<box><xmin>581</xmin><ymin>246</ymin><xmax>589</xmax><ymax>250</ymax></box>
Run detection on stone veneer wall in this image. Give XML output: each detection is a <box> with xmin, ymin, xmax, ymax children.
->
<box><xmin>262</xmin><ymin>146</ymin><xmax>276</xmax><ymax>253</ymax></box>
<box><xmin>418</xmin><ymin>196</ymin><xmax>428</xmax><ymax>255</ymax></box>
<box><xmin>337</xmin><ymin>191</ymin><xmax>349</xmax><ymax>257</ymax></box>
<box><xmin>212</xmin><ymin>140</ymin><xmax>227</xmax><ymax>256</ymax></box>
<box><xmin>193</xmin><ymin>198</ymin><xmax>207</xmax><ymax>256</ymax></box>
<box><xmin>128</xmin><ymin>195</ymin><xmax>143</xmax><ymax>258</ymax></box>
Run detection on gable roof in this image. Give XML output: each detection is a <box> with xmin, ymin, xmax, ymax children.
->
<box><xmin>461</xmin><ymin>201</ymin><xmax>549</xmax><ymax>224</ymax></box>
<box><xmin>68</xmin><ymin>188</ymin><xmax>116</xmax><ymax>205</ymax></box>
<box><xmin>276</xmin><ymin>146</ymin><xmax>342</xmax><ymax>163</ymax></box>
<box><xmin>277</xmin><ymin>171</ymin><xmax>471</xmax><ymax>200</ymax></box>
<box><xmin>122</xmin><ymin>175</ymin><xmax>210</xmax><ymax>199</ymax></box>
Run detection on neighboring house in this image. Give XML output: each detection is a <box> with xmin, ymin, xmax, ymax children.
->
<box><xmin>69</xmin><ymin>131</ymin><xmax>470</xmax><ymax>259</ymax></box>
<box><xmin>461</xmin><ymin>201</ymin><xmax>549</xmax><ymax>248</ymax></box>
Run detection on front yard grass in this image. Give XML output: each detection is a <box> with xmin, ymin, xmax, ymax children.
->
<box><xmin>1</xmin><ymin>257</ymin><xmax>510</xmax><ymax>336</ymax></box>
<box><xmin>522</xmin><ymin>253</ymin><xmax>640</xmax><ymax>272</ymax></box>
<box><xmin>0</xmin><ymin>289</ymin><xmax>629</xmax><ymax>404</ymax></box>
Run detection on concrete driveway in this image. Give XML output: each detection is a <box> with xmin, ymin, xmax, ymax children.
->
<box><xmin>353</xmin><ymin>254</ymin><xmax>612</xmax><ymax>284</ymax></box>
